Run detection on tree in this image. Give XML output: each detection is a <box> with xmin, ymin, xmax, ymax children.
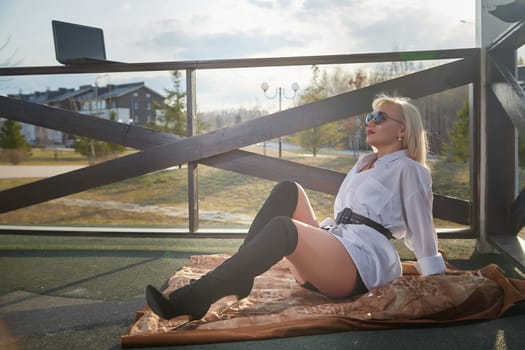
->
<box><xmin>150</xmin><ymin>70</ymin><xmax>187</xmax><ymax>136</ymax></box>
<box><xmin>445</xmin><ymin>101</ymin><xmax>469</xmax><ymax>162</ymax></box>
<box><xmin>442</xmin><ymin>98</ymin><xmax>525</xmax><ymax>166</ymax></box>
<box><xmin>107</xmin><ymin>111</ymin><xmax>126</xmax><ymax>155</ymax></box>
<box><xmin>0</xmin><ymin>119</ymin><xmax>32</xmax><ymax>164</ymax></box>
<box><xmin>1</xmin><ymin>35</ymin><xmax>24</xmax><ymax>90</ymax></box>
<box><xmin>73</xmin><ymin>111</ymin><xmax>125</xmax><ymax>164</ymax></box>
<box><xmin>518</xmin><ymin>136</ymin><xmax>525</xmax><ymax>168</ymax></box>
<box><xmin>73</xmin><ymin>138</ymin><xmax>124</xmax><ymax>164</ymax></box>
<box><xmin>291</xmin><ymin>65</ymin><xmax>346</xmax><ymax>156</ymax></box>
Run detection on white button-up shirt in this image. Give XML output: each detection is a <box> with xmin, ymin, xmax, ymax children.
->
<box><xmin>320</xmin><ymin>150</ymin><xmax>446</xmax><ymax>290</ymax></box>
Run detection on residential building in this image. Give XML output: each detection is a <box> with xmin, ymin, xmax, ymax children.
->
<box><xmin>6</xmin><ymin>82</ymin><xmax>164</xmax><ymax>147</ymax></box>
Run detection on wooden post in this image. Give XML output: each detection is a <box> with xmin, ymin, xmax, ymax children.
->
<box><xmin>474</xmin><ymin>0</ymin><xmax>525</xmax><ymax>272</ymax></box>
<box><xmin>476</xmin><ymin>0</ymin><xmax>516</xmax><ymax>252</ymax></box>
<box><xmin>469</xmin><ymin>50</ymin><xmax>481</xmax><ymax>239</ymax></box>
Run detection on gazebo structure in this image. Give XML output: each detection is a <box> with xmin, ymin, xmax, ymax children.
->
<box><xmin>1</xmin><ymin>0</ymin><xmax>525</xmax><ymax>273</ymax></box>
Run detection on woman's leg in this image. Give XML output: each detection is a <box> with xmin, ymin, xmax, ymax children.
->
<box><xmin>240</xmin><ymin>180</ymin><xmax>320</xmax><ymax>245</ymax></box>
<box><xmin>291</xmin><ymin>182</ymin><xmax>319</xmax><ymax>226</ymax></box>
<box><xmin>287</xmin><ymin>220</ymin><xmax>360</xmax><ymax>298</ymax></box>
<box><xmin>146</xmin><ymin>216</ymin><xmax>299</xmax><ymax>320</ymax></box>
<box><xmin>240</xmin><ymin>180</ymin><xmax>298</xmax><ymax>248</ymax></box>
<box><xmin>285</xmin><ymin>182</ymin><xmax>319</xmax><ymax>285</ymax></box>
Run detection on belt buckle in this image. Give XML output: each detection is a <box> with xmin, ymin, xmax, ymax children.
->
<box><xmin>345</xmin><ymin>208</ymin><xmax>353</xmax><ymax>224</ymax></box>
<box><xmin>340</xmin><ymin>207</ymin><xmax>353</xmax><ymax>225</ymax></box>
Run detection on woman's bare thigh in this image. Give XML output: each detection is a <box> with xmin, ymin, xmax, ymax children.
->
<box><xmin>292</xmin><ymin>182</ymin><xmax>318</xmax><ymax>226</ymax></box>
<box><xmin>286</xmin><ymin>220</ymin><xmax>359</xmax><ymax>298</ymax></box>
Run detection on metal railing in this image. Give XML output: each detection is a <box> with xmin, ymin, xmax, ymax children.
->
<box><xmin>0</xmin><ymin>48</ymin><xmax>475</xmax><ymax>229</ymax></box>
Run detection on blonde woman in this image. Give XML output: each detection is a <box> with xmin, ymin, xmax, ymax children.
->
<box><xmin>146</xmin><ymin>94</ymin><xmax>446</xmax><ymax>320</ymax></box>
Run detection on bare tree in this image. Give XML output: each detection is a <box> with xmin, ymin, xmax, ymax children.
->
<box><xmin>0</xmin><ymin>36</ymin><xmax>23</xmax><ymax>66</ymax></box>
<box><xmin>0</xmin><ymin>35</ymin><xmax>24</xmax><ymax>91</ymax></box>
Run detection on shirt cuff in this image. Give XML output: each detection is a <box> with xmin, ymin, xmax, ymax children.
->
<box><xmin>416</xmin><ymin>253</ymin><xmax>446</xmax><ymax>276</ymax></box>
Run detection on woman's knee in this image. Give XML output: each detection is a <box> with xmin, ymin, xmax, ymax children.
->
<box><xmin>273</xmin><ymin>180</ymin><xmax>298</xmax><ymax>197</ymax></box>
<box><xmin>267</xmin><ymin>215</ymin><xmax>296</xmax><ymax>229</ymax></box>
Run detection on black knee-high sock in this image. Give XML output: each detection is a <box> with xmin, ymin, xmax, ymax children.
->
<box><xmin>241</xmin><ymin>180</ymin><xmax>298</xmax><ymax>248</ymax></box>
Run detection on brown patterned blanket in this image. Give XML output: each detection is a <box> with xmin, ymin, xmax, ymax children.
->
<box><xmin>121</xmin><ymin>254</ymin><xmax>525</xmax><ymax>348</ymax></box>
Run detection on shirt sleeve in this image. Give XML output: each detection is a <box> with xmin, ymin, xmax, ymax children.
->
<box><xmin>401</xmin><ymin>169</ymin><xmax>446</xmax><ymax>276</ymax></box>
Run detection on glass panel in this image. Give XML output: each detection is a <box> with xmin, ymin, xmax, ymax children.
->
<box><xmin>0</xmin><ymin>72</ymin><xmax>189</xmax><ymax>228</ymax></box>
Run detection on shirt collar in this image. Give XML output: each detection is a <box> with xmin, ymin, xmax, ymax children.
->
<box><xmin>373</xmin><ymin>149</ymin><xmax>408</xmax><ymax>167</ymax></box>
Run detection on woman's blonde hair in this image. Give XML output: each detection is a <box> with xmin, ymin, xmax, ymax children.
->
<box><xmin>372</xmin><ymin>94</ymin><xmax>428</xmax><ymax>167</ymax></box>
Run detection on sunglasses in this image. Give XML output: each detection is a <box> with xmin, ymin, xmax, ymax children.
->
<box><xmin>365</xmin><ymin>111</ymin><xmax>404</xmax><ymax>126</ymax></box>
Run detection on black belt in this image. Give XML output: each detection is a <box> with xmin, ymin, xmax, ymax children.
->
<box><xmin>335</xmin><ymin>208</ymin><xmax>393</xmax><ymax>240</ymax></box>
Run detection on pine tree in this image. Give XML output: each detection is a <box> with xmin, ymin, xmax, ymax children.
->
<box><xmin>0</xmin><ymin>119</ymin><xmax>32</xmax><ymax>164</ymax></box>
<box><xmin>518</xmin><ymin>137</ymin><xmax>525</xmax><ymax>168</ymax></box>
<box><xmin>72</xmin><ymin>111</ymin><xmax>126</xmax><ymax>164</ymax></box>
<box><xmin>150</xmin><ymin>70</ymin><xmax>187</xmax><ymax>136</ymax></box>
<box><xmin>445</xmin><ymin>101</ymin><xmax>469</xmax><ymax>162</ymax></box>
<box><xmin>445</xmin><ymin>99</ymin><xmax>525</xmax><ymax>166</ymax></box>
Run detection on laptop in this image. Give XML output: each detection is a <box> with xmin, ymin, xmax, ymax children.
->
<box><xmin>52</xmin><ymin>20</ymin><xmax>120</xmax><ymax>65</ymax></box>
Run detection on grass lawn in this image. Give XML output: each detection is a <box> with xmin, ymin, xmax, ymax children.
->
<box><xmin>0</xmin><ymin>148</ymin><xmax>89</xmax><ymax>165</ymax></box>
<box><xmin>0</xmin><ymin>150</ymin><xmax>352</xmax><ymax>227</ymax></box>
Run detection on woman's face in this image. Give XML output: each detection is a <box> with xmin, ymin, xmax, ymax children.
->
<box><xmin>365</xmin><ymin>101</ymin><xmax>406</xmax><ymax>154</ymax></box>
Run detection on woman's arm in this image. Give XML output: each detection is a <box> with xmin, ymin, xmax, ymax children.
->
<box><xmin>401</xmin><ymin>170</ymin><xmax>446</xmax><ymax>275</ymax></box>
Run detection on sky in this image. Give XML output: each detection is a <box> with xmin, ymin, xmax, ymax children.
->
<box><xmin>0</xmin><ymin>0</ymin><xmax>502</xmax><ymax>112</ymax></box>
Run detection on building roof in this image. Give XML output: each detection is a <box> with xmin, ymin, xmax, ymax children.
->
<box><xmin>46</xmin><ymin>87</ymin><xmax>92</xmax><ymax>103</ymax></box>
<box><xmin>96</xmin><ymin>82</ymin><xmax>144</xmax><ymax>100</ymax></box>
<box><xmin>8</xmin><ymin>82</ymin><xmax>164</xmax><ymax>104</ymax></box>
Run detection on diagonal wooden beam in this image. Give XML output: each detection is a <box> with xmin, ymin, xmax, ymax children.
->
<box><xmin>203</xmin><ymin>151</ymin><xmax>345</xmax><ymax>195</ymax></box>
<box><xmin>511</xmin><ymin>187</ymin><xmax>525</xmax><ymax>235</ymax></box>
<box><xmin>0</xmin><ymin>96</ymin><xmax>344</xmax><ymax>194</ymax></box>
<box><xmin>0</xmin><ymin>96</ymin><xmax>176</xmax><ymax>149</ymax></box>
<box><xmin>490</xmin><ymin>57</ymin><xmax>525</xmax><ymax>135</ymax></box>
<box><xmin>0</xmin><ymin>57</ymin><xmax>476</xmax><ymax>213</ymax></box>
<box><xmin>0</xmin><ymin>97</ymin><xmax>470</xmax><ymax>223</ymax></box>
<box><xmin>488</xmin><ymin>19</ymin><xmax>525</xmax><ymax>52</ymax></box>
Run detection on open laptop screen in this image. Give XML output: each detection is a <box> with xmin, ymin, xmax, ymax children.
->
<box><xmin>52</xmin><ymin>20</ymin><xmax>107</xmax><ymax>64</ymax></box>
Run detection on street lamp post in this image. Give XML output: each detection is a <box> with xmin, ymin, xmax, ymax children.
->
<box><xmin>94</xmin><ymin>74</ymin><xmax>109</xmax><ymax>118</ymax></box>
<box><xmin>261</xmin><ymin>82</ymin><xmax>299</xmax><ymax>158</ymax></box>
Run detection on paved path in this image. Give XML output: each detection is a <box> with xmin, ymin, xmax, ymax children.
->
<box><xmin>0</xmin><ymin>165</ymin><xmax>85</xmax><ymax>178</ymax></box>
<box><xmin>0</xmin><ymin>165</ymin><xmax>187</xmax><ymax>178</ymax></box>
<box><xmin>0</xmin><ymin>291</ymin><xmax>144</xmax><ymax>338</ymax></box>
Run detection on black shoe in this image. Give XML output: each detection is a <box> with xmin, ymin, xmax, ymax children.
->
<box><xmin>146</xmin><ymin>284</ymin><xmax>208</xmax><ymax>320</ymax></box>
<box><xmin>145</xmin><ymin>277</ymin><xmax>253</xmax><ymax>320</ymax></box>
